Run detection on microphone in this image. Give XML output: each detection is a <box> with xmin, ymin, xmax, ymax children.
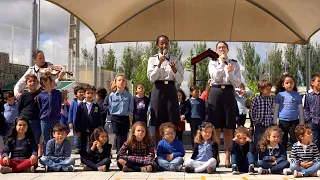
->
<box><xmin>163</xmin><ymin>49</ymin><xmax>169</xmax><ymax>60</ymax></box>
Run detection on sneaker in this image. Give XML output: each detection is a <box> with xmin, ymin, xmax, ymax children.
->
<box><xmin>169</xmin><ymin>165</ymin><xmax>183</xmax><ymax>172</ymax></box>
<box><xmin>141</xmin><ymin>165</ymin><xmax>152</xmax><ymax>172</ymax></box>
<box><xmin>122</xmin><ymin>165</ymin><xmax>134</xmax><ymax>172</ymax></box>
<box><xmin>40</xmin><ymin>164</ymin><xmax>45</xmax><ymax>168</ymax></box>
<box><xmin>24</xmin><ymin>166</ymin><xmax>35</xmax><ymax>173</ymax></box>
<box><xmin>68</xmin><ymin>165</ymin><xmax>74</xmax><ymax>172</ymax></box>
<box><xmin>71</xmin><ymin>149</ymin><xmax>80</xmax><ymax>154</ymax></box>
<box><xmin>312</xmin><ymin>170</ymin><xmax>320</xmax><ymax>177</ymax></box>
<box><xmin>258</xmin><ymin>167</ymin><xmax>270</xmax><ymax>174</ymax></box>
<box><xmin>206</xmin><ymin>167</ymin><xmax>214</xmax><ymax>174</ymax></box>
<box><xmin>98</xmin><ymin>165</ymin><xmax>106</xmax><ymax>172</ymax></box>
<box><xmin>185</xmin><ymin>166</ymin><xmax>195</xmax><ymax>173</ymax></box>
<box><xmin>79</xmin><ymin>163</ymin><xmax>84</xmax><ymax>167</ymax></box>
<box><xmin>0</xmin><ymin>165</ymin><xmax>12</xmax><ymax>174</ymax></box>
<box><xmin>44</xmin><ymin>165</ymin><xmax>50</xmax><ymax>172</ymax></box>
<box><xmin>232</xmin><ymin>164</ymin><xmax>239</xmax><ymax>175</ymax></box>
<box><xmin>248</xmin><ymin>164</ymin><xmax>255</xmax><ymax>175</ymax></box>
<box><xmin>83</xmin><ymin>165</ymin><xmax>92</xmax><ymax>171</ymax></box>
<box><xmin>282</xmin><ymin>168</ymin><xmax>289</xmax><ymax>175</ymax></box>
<box><xmin>294</xmin><ymin>170</ymin><xmax>302</xmax><ymax>178</ymax></box>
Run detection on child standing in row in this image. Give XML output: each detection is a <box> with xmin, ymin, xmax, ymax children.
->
<box><xmin>304</xmin><ymin>73</ymin><xmax>320</xmax><ymax>149</ymax></box>
<box><xmin>108</xmin><ymin>74</ymin><xmax>132</xmax><ymax>152</ymax></box>
<box><xmin>81</xmin><ymin>127</ymin><xmax>112</xmax><ymax>172</ymax></box>
<box><xmin>185</xmin><ymin>122</ymin><xmax>218</xmax><ymax>174</ymax></box>
<box><xmin>118</xmin><ymin>122</ymin><xmax>154</xmax><ymax>172</ymax></box>
<box><xmin>37</xmin><ymin>72</ymin><xmax>62</xmax><ymax>155</ymax></box>
<box><xmin>17</xmin><ymin>74</ymin><xmax>42</xmax><ymax>156</ymax></box>
<box><xmin>133</xmin><ymin>82</ymin><xmax>150</xmax><ymax>125</ymax></box>
<box><xmin>235</xmin><ymin>83</ymin><xmax>252</xmax><ymax>127</ymax></box>
<box><xmin>68</xmin><ymin>86</ymin><xmax>84</xmax><ymax>154</ymax></box>
<box><xmin>230</xmin><ymin>126</ymin><xmax>255</xmax><ymax>174</ymax></box>
<box><xmin>177</xmin><ymin>89</ymin><xmax>187</xmax><ymax>142</ymax></box>
<box><xmin>156</xmin><ymin>122</ymin><xmax>184</xmax><ymax>172</ymax></box>
<box><xmin>0</xmin><ymin>117</ymin><xmax>38</xmax><ymax>174</ymax></box>
<box><xmin>185</xmin><ymin>85</ymin><xmax>205</xmax><ymax>148</ymax></box>
<box><xmin>75</xmin><ymin>85</ymin><xmax>103</xmax><ymax>157</ymax></box>
<box><xmin>256</xmin><ymin>126</ymin><xmax>290</xmax><ymax>174</ymax></box>
<box><xmin>39</xmin><ymin>123</ymin><xmax>75</xmax><ymax>172</ymax></box>
<box><xmin>250</xmin><ymin>80</ymin><xmax>274</xmax><ymax>143</ymax></box>
<box><xmin>274</xmin><ymin>74</ymin><xmax>304</xmax><ymax>150</ymax></box>
<box><xmin>3</xmin><ymin>91</ymin><xmax>18</xmax><ymax>139</ymax></box>
<box><xmin>290</xmin><ymin>124</ymin><xmax>320</xmax><ymax>178</ymax></box>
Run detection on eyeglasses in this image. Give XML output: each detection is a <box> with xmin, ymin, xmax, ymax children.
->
<box><xmin>164</xmin><ymin>132</ymin><xmax>176</xmax><ymax>137</ymax></box>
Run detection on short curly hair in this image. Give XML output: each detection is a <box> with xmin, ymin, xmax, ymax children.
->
<box><xmin>159</xmin><ymin>122</ymin><xmax>176</xmax><ymax>137</ymax></box>
<box><xmin>295</xmin><ymin>124</ymin><xmax>311</xmax><ymax>141</ymax></box>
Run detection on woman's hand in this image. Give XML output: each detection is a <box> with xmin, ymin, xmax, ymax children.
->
<box><xmin>2</xmin><ymin>157</ymin><xmax>9</xmax><ymax>165</ymax></box>
<box><xmin>30</xmin><ymin>155</ymin><xmax>37</xmax><ymax>164</ymax></box>
<box><xmin>170</xmin><ymin>60</ymin><xmax>177</xmax><ymax>73</ymax></box>
<box><xmin>226</xmin><ymin>63</ymin><xmax>235</xmax><ymax>72</ymax></box>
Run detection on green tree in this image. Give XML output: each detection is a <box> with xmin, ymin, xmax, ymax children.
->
<box><xmin>284</xmin><ymin>44</ymin><xmax>300</xmax><ymax>84</ymax></box>
<box><xmin>184</xmin><ymin>48</ymin><xmax>195</xmax><ymax>87</ymax></box>
<box><xmin>80</xmin><ymin>46</ymin><xmax>93</xmax><ymax>66</ymax></box>
<box><xmin>100</xmin><ymin>46</ymin><xmax>116</xmax><ymax>70</ymax></box>
<box><xmin>236</xmin><ymin>42</ymin><xmax>261</xmax><ymax>82</ymax></box>
<box><xmin>268</xmin><ymin>44</ymin><xmax>283</xmax><ymax>85</ymax></box>
<box><xmin>133</xmin><ymin>53</ymin><xmax>153</xmax><ymax>94</ymax></box>
<box><xmin>193</xmin><ymin>42</ymin><xmax>209</xmax><ymax>91</ymax></box>
<box><xmin>169</xmin><ymin>41</ymin><xmax>183</xmax><ymax>58</ymax></box>
<box><xmin>118</xmin><ymin>46</ymin><xmax>134</xmax><ymax>80</ymax></box>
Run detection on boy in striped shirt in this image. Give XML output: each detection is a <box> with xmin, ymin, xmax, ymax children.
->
<box><xmin>290</xmin><ymin>124</ymin><xmax>320</xmax><ymax>178</ymax></box>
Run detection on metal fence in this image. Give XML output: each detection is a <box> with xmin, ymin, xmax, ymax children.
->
<box><xmin>0</xmin><ymin>23</ymin><xmax>70</xmax><ymax>67</ymax></box>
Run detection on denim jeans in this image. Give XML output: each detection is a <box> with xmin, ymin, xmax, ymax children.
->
<box><xmin>29</xmin><ymin>120</ymin><xmax>41</xmax><ymax>145</ymax></box>
<box><xmin>41</xmin><ymin>120</ymin><xmax>59</xmax><ymax>155</ymax></box>
<box><xmin>231</xmin><ymin>152</ymin><xmax>255</xmax><ymax>172</ymax></box>
<box><xmin>157</xmin><ymin>157</ymin><xmax>184</xmax><ymax>171</ymax></box>
<box><xmin>254</xmin><ymin>124</ymin><xmax>267</xmax><ymax>143</ymax></box>
<box><xmin>73</xmin><ymin>128</ymin><xmax>81</xmax><ymax>150</ymax></box>
<box><xmin>290</xmin><ymin>162</ymin><xmax>320</xmax><ymax>177</ymax></box>
<box><xmin>311</xmin><ymin>123</ymin><xmax>320</xmax><ymax>149</ymax></box>
<box><xmin>39</xmin><ymin>156</ymin><xmax>75</xmax><ymax>171</ymax></box>
<box><xmin>257</xmin><ymin>160</ymin><xmax>290</xmax><ymax>174</ymax></box>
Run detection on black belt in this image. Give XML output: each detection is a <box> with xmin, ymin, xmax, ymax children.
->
<box><xmin>155</xmin><ymin>80</ymin><xmax>174</xmax><ymax>85</ymax></box>
<box><xmin>211</xmin><ymin>84</ymin><xmax>233</xmax><ymax>89</ymax></box>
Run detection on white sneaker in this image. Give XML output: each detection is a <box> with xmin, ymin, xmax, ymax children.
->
<box><xmin>282</xmin><ymin>168</ymin><xmax>288</xmax><ymax>175</ymax></box>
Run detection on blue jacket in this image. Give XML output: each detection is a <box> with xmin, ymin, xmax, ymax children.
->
<box><xmin>74</xmin><ymin>101</ymin><xmax>103</xmax><ymax>133</ymax></box>
<box><xmin>257</xmin><ymin>144</ymin><xmax>287</xmax><ymax>164</ymax></box>
<box><xmin>157</xmin><ymin>138</ymin><xmax>185</xmax><ymax>159</ymax></box>
<box><xmin>68</xmin><ymin>98</ymin><xmax>79</xmax><ymax>124</ymax></box>
<box><xmin>37</xmin><ymin>89</ymin><xmax>62</xmax><ymax>121</ymax></box>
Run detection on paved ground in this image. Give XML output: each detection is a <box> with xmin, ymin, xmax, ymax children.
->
<box><xmin>0</xmin><ymin>124</ymin><xmax>315</xmax><ymax>180</ymax></box>
<box><xmin>0</xmin><ymin>150</ymin><xmax>318</xmax><ymax>180</ymax></box>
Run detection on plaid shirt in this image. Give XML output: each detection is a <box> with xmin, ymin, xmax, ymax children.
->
<box><xmin>118</xmin><ymin>140</ymin><xmax>154</xmax><ymax>165</ymax></box>
<box><xmin>250</xmin><ymin>94</ymin><xmax>274</xmax><ymax>127</ymax></box>
<box><xmin>304</xmin><ymin>92</ymin><xmax>320</xmax><ymax>124</ymax></box>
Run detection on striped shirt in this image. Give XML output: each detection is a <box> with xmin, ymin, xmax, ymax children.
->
<box><xmin>304</xmin><ymin>92</ymin><xmax>320</xmax><ymax>124</ymax></box>
<box><xmin>250</xmin><ymin>95</ymin><xmax>274</xmax><ymax>127</ymax></box>
<box><xmin>290</xmin><ymin>141</ymin><xmax>320</xmax><ymax>164</ymax></box>
<box><xmin>118</xmin><ymin>140</ymin><xmax>154</xmax><ymax>165</ymax></box>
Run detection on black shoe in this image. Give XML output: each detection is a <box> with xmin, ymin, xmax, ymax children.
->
<box><xmin>248</xmin><ymin>164</ymin><xmax>255</xmax><ymax>175</ymax></box>
<box><xmin>225</xmin><ymin>164</ymin><xmax>232</xmax><ymax>168</ymax></box>
<box><xmin>232</xmin><ymin>164</ymin><xmax>239</xmax><ymax>175</ymax></box>
<box><xmin>185</xmin><ymin>166</ymin><xmax>195</xmax><ymax>173</ymax></box>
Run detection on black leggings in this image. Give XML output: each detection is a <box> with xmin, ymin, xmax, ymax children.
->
<box><xmin>118</xmin><ymin>161</ymin><xmax>147</xmax><ymax>172</ymax></box>
<box><xmin>81</xmin><ymin>158</ymin><xmax>111</xmax><ymax>171</ymax></box>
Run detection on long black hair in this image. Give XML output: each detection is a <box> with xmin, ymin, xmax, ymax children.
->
<box><xmin>275</xmin><ymin>74</ymin><xmax>298</xmax><ymax>94</ymax></box>
<box><xmin>5</xmin><ymin>116</ymin><xmax>34</xmax><ymax>145</ymax></box>
<box><xmin>177</xmin><ymin>88</ymin><xmax>186</xmax><ymax>102</ymax></box>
